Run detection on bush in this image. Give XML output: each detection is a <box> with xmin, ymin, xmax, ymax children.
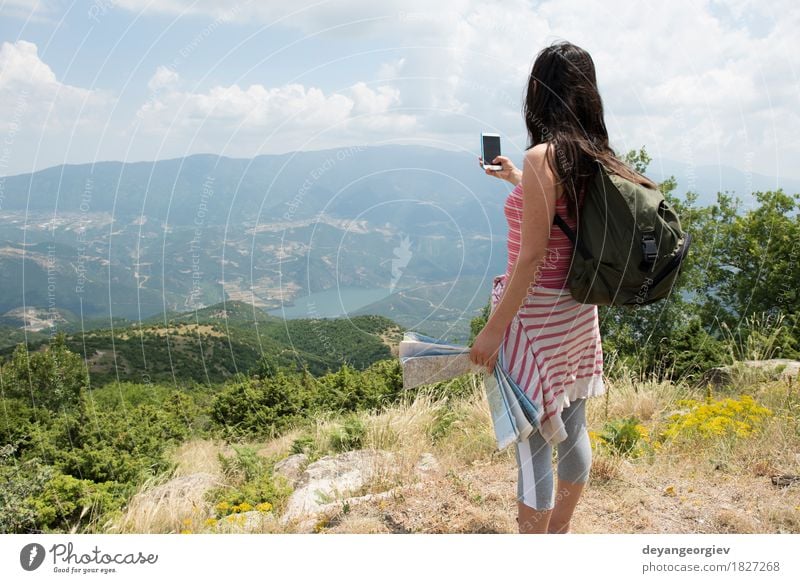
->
<box><xmin>0</xmin><ymin>445</ymin><xmax>53</xmax><ymax>533</ymax></box>
<box><xmin>211</xmin><ymin>359</ymin><xmax>407</xmax><ymax>438</ymax></box>
<box><xmin>38</xmin><ymin>395</ymin><xmax>188</xmax><ymax>485</ymax></box>
<box><xmin>211</xmin><ymin>373</ymin><xmax>305</xmax><ymax>436</ymax></box>
<box><xmin>27</xmin><ymin>473</ymin><xmax>122</xmax><ymax>533</ymax></box>
<box><xmin>2</xmin><ymin>333</ymin><xmax>88</xmax><ymax>411</ymax></box>
<box><xmin>597</xmin><ymin>417</ymin><xmax>649</xmax><ymax>458</ymax></box>
<box><xmin>655</xmin><ymin>318</ymin><xmax>728</xmax><ymax>383</ymax></box>
<box><xmin>290</xmin><ymin>435</ymin><xmax>317</xmax><ymax>457</ymax></box>
<box><xmin>208</xmin><ymin>445</ymin><xmax>292</xmax><ymax>520</ymax></box>
<box><xmin>253</xmin><ymin>354</ymin><xmax>280</xmax><ymax>379</ymax></box>
<box><xmin>2</xmin><ymin>388</ymin><xmax>194</xmax><ymax>533</ymax></box>
<box><xmin>428</xmin><ymin>406</ymin><xmax>462</xmax><ymax>443</ymax></box>
<box><xmin>0</xmin><ymin>396</ymin><xmax>53</xmax><ymax>448</ymax></box>
<box><xmin>328</xmin><ymin>414</ymin><xmax>365</xmax><ymax>453</ymax></box>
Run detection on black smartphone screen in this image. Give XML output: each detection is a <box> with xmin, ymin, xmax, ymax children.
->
<box><xmin>482</xmin><ymin>134</ymin><xmax>501</xmax><ymax>165</ymax></box>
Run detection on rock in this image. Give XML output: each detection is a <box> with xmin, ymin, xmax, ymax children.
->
<box><xmin>280</xmin><ymin>449</ymin><xmax>396</xmax><ymax>524</ymax></box>
<box><xmin>273</xmin><ymin>453</ymin><xmax>308</xmax><ymax>488</ymax></box>
<box><xmin>414</xmin><ymin>452</ymin><xmax>440</xmax><ymax>476</ymax></box>
<box><xmin>291</xmin><ymin>482</ymin><xmax>429</xmax><ymax>533</ymax></box>
<box><xmin>771</xmin><ymin>474</ymin><xmax>800</xmax><ymax>488</ymax></box>
<box><xmin>698</xmin><ymin>366</ymin><xmax>731</xmax><ymax>389</ymax></box>
<box><xmin>213</xmin><ymin>510</ymin><xmax>280</xmax><ymax>533</ymax></box>
<box><xmin>699</xmin><ymin>359</ymin><xmax>800</xmax><ymax>388</ymax></box>
<box><xmin>741</xmin><ymin>359</ymin><xmax>800</xmax><ymax>380</ymax></box>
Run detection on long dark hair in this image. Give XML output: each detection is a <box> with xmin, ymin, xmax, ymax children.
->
<box><xmin>523</xmin><ymin>40</ymin><xmax>658</xmax><ymax>222</ymax></box>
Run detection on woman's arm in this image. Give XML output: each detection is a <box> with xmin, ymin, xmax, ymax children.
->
<box><xmin>469</xmin><ymin>143</ymin><xmax>559</xmax><ymax>371</ymax></box>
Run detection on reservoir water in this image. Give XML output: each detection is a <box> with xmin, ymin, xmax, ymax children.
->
<box><xmin>267</xmin><ymin>286</ymin><xmax>394</xmax><ymax>319</ymax></box>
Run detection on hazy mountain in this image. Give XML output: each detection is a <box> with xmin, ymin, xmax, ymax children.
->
<box><xmin>0</xmin><ymin>145</ymin><xmax>511</xmax><ymax>229</ymax></box>
<box><xmin>0</xmin><ymin>145</ymin><xmax>794</xmax><ymax>343</ymax></box>
<box><xmin>647</xmin><ymin>157</ymin><xmax>800</xmax><ymax>208</ymax></box>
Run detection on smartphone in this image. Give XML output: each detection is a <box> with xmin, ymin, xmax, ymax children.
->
<box><xmin>481</xmin><ymin>133</ymin><xmax>502</xmax><ymax>171</ymax></box>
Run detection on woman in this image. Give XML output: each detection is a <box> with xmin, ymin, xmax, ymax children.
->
<box><xmin>469</xmin><ymin>40</ymin><xmax>658</xmax><ymax>534</ymax></box>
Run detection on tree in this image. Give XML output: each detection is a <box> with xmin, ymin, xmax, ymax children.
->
<box><xmin>725</xmin><ymin>190</ymin><xmax>800</xmax><ymax>318</ymax></box>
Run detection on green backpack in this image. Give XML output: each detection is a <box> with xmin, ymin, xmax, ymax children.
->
<box><xmin>552</xmin><ymin>160</ymin><xmax>692</xmax><ymax>307</ymax></box>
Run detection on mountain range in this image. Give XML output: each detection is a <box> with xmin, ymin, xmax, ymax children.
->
<box><xmin>0</xmin><ymin>144</ymin><xmax>795</xmax><ymax>344</ymax></box>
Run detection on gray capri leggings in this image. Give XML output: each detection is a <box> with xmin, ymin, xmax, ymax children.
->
<box><xmin>514</xmin><ymin>397</ymin><xmax>592</xmax><ymax>510</ymax></box>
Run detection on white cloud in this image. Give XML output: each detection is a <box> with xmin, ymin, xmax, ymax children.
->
<box><xmin>3</xmin><ymin>1</ymin><xmax>800</xmax><ymax>178</ymax></box>
<box><xmin>0</xmin><ymin>39</ymin><xmax>59</xmax><ymax>86</ymax></box>
<box><xmin>377</xmin><ymin>57</ymin><xmax>406</xmax><ymax>80</ymax></box>
<box><xmin>0</xmin><ymin>0</ymin><xmax>60</xmax><ymax>23</ymax></box>
<box><xmin>147</xmin><ymin>65</ymin><xmax>179</xmax><ymax>92</ymax></box>
<box><xmin>112</xmin><ymin>0</ymin><xmax>471</xmax><ymax>36</ymax></box>
<box><xmin>0</xmin><ymin>40</ymin><xmax>110</xmax><ymax>134</ymax></box>
<box><xmin>350</xmin><ymin>82</ymin><xmax>400</xmax><ymax>115</ymax></box>
<box><xmin>133</xmin><ymin>68</ymin><xmax>416</xmax><ymax>155</ymax></box>
<box><xmin>355</xmin><ymin>0</ymin><xmax>800</xmax><ymax>176</ymax></box>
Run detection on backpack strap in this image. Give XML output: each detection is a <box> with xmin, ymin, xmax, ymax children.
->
<box><xmin>553</xmin><ymin>213</ymin><xmax>593</xmax><ymax>261</ymax></box>
<box><xmin>552</xmin><ymin>162</ymin><xmax>600</xmax><ymax>262</ymax></box>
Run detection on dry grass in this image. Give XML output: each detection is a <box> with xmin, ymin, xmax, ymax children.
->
<box><xmin>106</xmin><ymin>472</ymin><xmax>222</xmax><ymax>534</ymax></box>
<box><xmin>113</xmin><ymin>368</ymin><xmax>800</xmax><ymax>534</ymax></box>
<box><xmin>320</xmin><ymin>370</ymin><xmax>800</xmax><ymax>534</ymax></box>
<box><xmin>170</xmin><ymin>439</ymin><xmax>230</xmax><ymax>477</ymax></box>
<box><xmin>105</xmin><ymin>439</ymin><xmax>230</xmax><ymax>533</ymax></box>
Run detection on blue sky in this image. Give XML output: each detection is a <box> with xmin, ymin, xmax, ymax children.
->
<box><xmin>1</xmin><ymin>0</ymin><xmax>798</xmax><ymax>180</ymax></box>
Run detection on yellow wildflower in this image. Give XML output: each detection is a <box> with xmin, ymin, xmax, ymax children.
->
<box><xmin>662</xmin><ymin>395</ymin><xmax>772</xmax><ymax>441</ymax></box>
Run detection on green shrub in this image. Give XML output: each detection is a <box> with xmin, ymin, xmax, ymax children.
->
<box><xmin>218</xmin><ymin>444</ymin><xmax>264</xmax><ymax>483</ymax></box>
<box><xmin>209</xmin><ymin>445</ymin><xmax>292</xmax><ymax>519</ymax></box>
<box><xmin>211</xmin><ymin>373</ymin><xmax>305</xmax><ymax>436</ymax></box>
<box><xmin>40</xmin><ymin>395</ymin><xmax>187</xmax><ymax>485</ymax></box>
<box><xmin>290</xmin><ymin>434</ymin><xmax>317</xmax><ymax>457</ymax></box>
<box><xmin>328</xmin><ymin>414</ymin><xmax>365</xmax><ymax>453</ymax></box>
<box><xmin>253</xmin><ymin>354</ymin><xmax>280</xmax><ymax>379</ymax></box>
<box><xmin>2</xmin><ymin>333</ymin><xmax>88</xmax><ymax>411</ymax></box>
<box><xmin>0</xmin><ymin>445</ymin><xmax>53</xmax><ymax>533</ymax></box>
<box><xmin>28</xmin><ymin>473</ymin><xmax>123</xmax><ymax>533</ymax></box>
<box><xmin>212</xmin><ymin>359</ymin><xmax>407</xmax><ymax>439</ymax></box>
<box><xmin>428</xmin><ymin>406</ymin><xmax>462</xmax><ymax>443</ymax></box>
<box><xmin>656</xmin><ymin>318</ymin><xmax>727</xmax><ymax>383</ymax></box>
<box><xmin>598</xmin><ymin>417</ymin><xmax>648</xmax><ymax>458</ymax></box>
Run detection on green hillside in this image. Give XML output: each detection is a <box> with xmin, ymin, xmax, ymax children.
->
<box><xmin>0</xmin><ymin>300</ymin><xmax>405</xmax><ymax>386</ymax></box>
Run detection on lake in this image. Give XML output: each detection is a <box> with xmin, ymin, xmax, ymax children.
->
<box><xmin>267</xmin><ymin>286</ymin><xmax>393</xmax><ymax>319</ymax></box>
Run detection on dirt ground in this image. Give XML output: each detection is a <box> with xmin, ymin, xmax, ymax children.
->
<box><xmin>319</xmin><ymin>453</ymin><xmax>800</xmax><ymax>534</ymax></box>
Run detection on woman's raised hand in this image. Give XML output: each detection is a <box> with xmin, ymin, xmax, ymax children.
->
<box><xmin>477</xmin><ymin>155</ymin><xmax>522</xmax><ymax>186</ymax></box>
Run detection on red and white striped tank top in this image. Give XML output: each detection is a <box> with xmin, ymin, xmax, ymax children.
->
<box><xmin>503</xmin><ymin>182</ymin><xmax>577</xmax><ymax>289</ymax></box>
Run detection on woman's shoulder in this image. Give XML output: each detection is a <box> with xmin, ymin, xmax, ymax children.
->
<box><xmin>524</xmin><ymin>142</ymin><xmax>550</xmax><ymax>160</ymax></box>
<box><xmin>511</xmin><ymin>179</ymin><xmax>565</xmax><ymax>201</ymax></box>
